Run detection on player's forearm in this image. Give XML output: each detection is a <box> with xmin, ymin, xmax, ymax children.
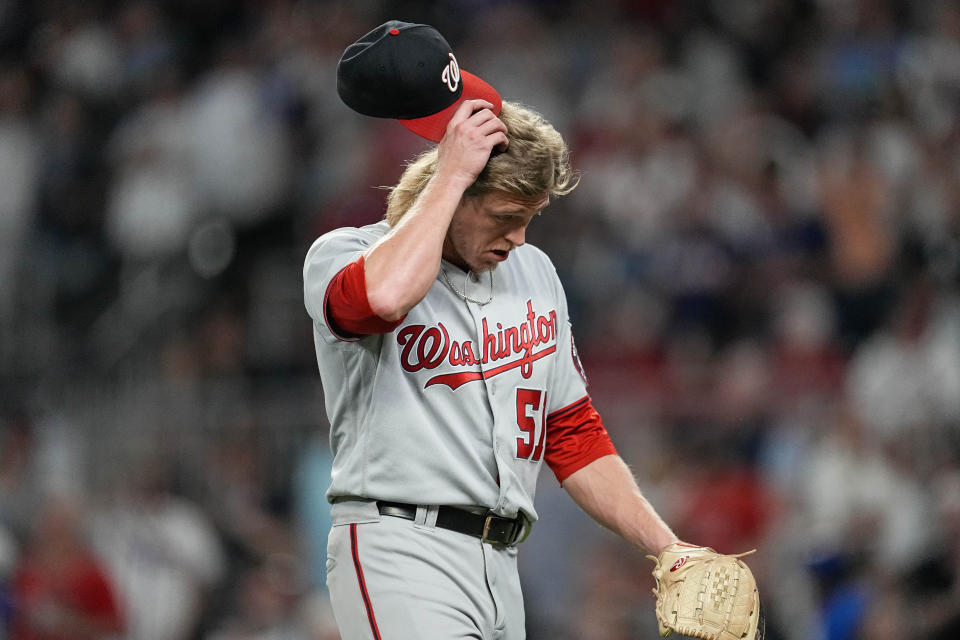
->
<box><xmin>364</xmin><ymin>171</ymin><xmax>471</xmax><ymax>320</ymax></box>
<box><xmin>562</xmin><ymin>454</ymin><xmax>678</xmax><ymax>554</ymax></box>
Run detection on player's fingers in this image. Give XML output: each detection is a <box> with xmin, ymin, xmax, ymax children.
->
<box><xmin>449</xmin><ymin>107</ymin><xmax>496</xmax><ymax>140</ymax></box>
<box><xmin>476</xmin><ymin>116</ymin><xmax>508</xmax><ymax>141</ymax></box>
<box><xmin>465</xmin><ymin>106</ymin><xmax>497</xmax><ymax>126</ymax></box>
<box><xmin>447</xmin><ymin>99</ymin><xmax>494</xmax><ymax>129</ymax></box>
<box><xmin>452</xmin><ymin>113</ymin><xmax>508</xmax><ymax>154</ymax></box>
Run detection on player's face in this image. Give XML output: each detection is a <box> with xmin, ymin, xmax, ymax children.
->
<box><xmin>443</xmin><ymin>191</ymin><xmax>549</xmax><ymax>273</ymax></box>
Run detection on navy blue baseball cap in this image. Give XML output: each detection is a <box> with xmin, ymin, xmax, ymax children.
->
<box><xmin>337</xmin><ymin>20</ymin><xmax>501</xmax><ymax>142</ymax></box>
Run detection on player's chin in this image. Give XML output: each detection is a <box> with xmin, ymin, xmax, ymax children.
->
<box><xmin>470</xmin><ymin>251</ymin><xmax>507</xmax><ymax>272</ymax></box>
<box><xmin>472</xmin><ymin>262</ymin><xmax>499</xmax><ymax>274</ymax></box>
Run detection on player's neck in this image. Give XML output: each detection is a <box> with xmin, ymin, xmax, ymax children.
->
<box><xmin>441</xmin><ymin>241</ymin><xmax>469</xmax><ymax>272</ymax></box>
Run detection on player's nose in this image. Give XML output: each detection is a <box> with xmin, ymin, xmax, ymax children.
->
<box><xmin>504</xmin><ymin>225</ymin><xmax>526</xmax><ymax>247</ymax></box>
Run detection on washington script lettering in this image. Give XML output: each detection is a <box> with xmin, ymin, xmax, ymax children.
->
<box><xmin>396</xmin><ymin>300</ymin><xmax>558</xmax><ymax>390</ymax></box>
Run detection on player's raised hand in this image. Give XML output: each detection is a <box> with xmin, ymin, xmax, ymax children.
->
<box><xmin>435</xmin><ymin>99</ymin><xmax>508</xmax><ymax>189</ymax></box>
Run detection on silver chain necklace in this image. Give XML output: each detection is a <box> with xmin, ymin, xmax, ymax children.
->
<box><xmin>439</xmin><ymin>265</ymin><xmax>493</xmax><ymax>306</ymax></box>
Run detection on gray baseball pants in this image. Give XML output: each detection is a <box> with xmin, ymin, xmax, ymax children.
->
<box><xmin>326</xmin><ymin>500</ymin><xmax>526</xmax><ymax>639</ymax></box>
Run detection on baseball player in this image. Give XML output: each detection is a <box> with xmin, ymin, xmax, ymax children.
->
<box><xmin>304</xmin><ymin>21</ymin><xmax>762</xmax><ymax>640</ymax></box>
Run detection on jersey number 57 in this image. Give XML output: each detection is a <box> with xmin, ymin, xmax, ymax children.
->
<box><xmin>515</xmin><ymin>388</ymin><xmax>546</xmax><ymax>461</ymax></box>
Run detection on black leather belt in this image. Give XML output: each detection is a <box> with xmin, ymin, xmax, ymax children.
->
<box><xmin>376</xmin><ymin>501</ymin><xmax>527</xmax><ymax>546</ymax></box>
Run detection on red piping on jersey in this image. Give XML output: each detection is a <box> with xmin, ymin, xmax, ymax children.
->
<box><xmin>350</xmin><ymin>524</ymin><xmax>382</xmax><ymax>640</ymax></box>
<box><xmin>544</xmin><ymin>395</ymin><xmax>618</xmax><ymax>484</ymax></box>
<box><xmin>324</xmin><ymin>256</ymin><xmax>405</xmax><ymax>340</ymax></box>
<box><xmin>547</xmin><ymin>395</ymin><xmax>590</xmax><ymax>422</ymax></box>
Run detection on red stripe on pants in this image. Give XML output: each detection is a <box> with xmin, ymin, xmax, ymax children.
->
<box><xmin>350</xmin><ymin>523</ymin><xmax>382</xmax><ymax>640</ymax></box>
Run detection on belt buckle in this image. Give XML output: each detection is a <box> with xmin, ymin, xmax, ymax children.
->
<box><xmin>482</xmin><ymin>514</ymin><xmax>522</xmax><ymax>546</ymax></box>
<box><xmin>481</xmin><ymin>514</ymin><xmax>497</xmax><ymax>544</ymax></box>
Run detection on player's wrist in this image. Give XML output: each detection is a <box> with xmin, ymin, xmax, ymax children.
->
<box><xmin>656</xmin><ymin>538</ymin><xmax>684</xmax><ymax>554</ymax></box>
<box><xmin>430</xmin><ymin>162</ymin><xmax>478</xmax><ymax>194</ymax></box>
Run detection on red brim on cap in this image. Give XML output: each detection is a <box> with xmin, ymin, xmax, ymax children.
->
<box><xmin>398</xmin><ymin>70</ymin><xmax>502</xmax><ymax>142</ymax></box>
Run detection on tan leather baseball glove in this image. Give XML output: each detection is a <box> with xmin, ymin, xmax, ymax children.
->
<box><xmin>647</xmin><ymin>543</ymin><xmax>764</xmax><ymax>640</ymax></box>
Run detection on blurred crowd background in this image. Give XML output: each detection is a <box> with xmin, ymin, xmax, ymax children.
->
<box><xmin>1</xmin><ymin>0</ymin><xmax>959</xmax><ymax>638</ymax></box>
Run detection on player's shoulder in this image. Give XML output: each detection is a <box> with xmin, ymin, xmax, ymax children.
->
<box><xmin>512</xmin><ymin>243</ymin><xmax>570</xmax><ymax>308</ymax></box>
<box><xmin>305</xmin><ymin>219</ymin><xmax>390</xmax><ymax>262</ymax></box>
<box><xmin>513</xmin><ymin>242</ymin><xmax>559</xmax><ymax>278</ymax></box>
<box><xmin>514</xmin><ymin>241</ymin><xmax>550</xmax><ymax>263</ymax></box>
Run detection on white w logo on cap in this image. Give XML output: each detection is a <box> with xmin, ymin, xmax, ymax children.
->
<box><xmin>441</xmin><ymin>53</ymin><xmax>460</xmax><ymax>92</ymax></box>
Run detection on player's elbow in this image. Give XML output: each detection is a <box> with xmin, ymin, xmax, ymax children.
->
<box><xmin>363</xmin><ymin>259</ymin><xmax>416</xmax><ymax>321</ymax></box>
<box><xmin>366</xmin><ymin>285</ymin><xmax>410</xmax><ymax>322</ymax></box>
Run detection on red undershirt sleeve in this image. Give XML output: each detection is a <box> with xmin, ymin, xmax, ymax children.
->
<box><xmin>544</xmin><ymin>395</ymin><xmax>618</xmax><ymax>484</ymax></box>
<box><xmin>324</xmin><ymin>255</ymin><xmax>406</xmax><ymax>339</ymax></box>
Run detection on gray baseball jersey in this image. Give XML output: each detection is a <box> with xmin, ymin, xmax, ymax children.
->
<box><xmin>303</xmin><ymin>219</ymin><xmax>602</xmax><ymax>523</ymax></box>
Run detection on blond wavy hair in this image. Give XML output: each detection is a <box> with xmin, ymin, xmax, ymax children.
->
<box><xmin>384</xmin><ymin>101</ymin><xmax>578</xmax><ymax>226</ymax></box>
